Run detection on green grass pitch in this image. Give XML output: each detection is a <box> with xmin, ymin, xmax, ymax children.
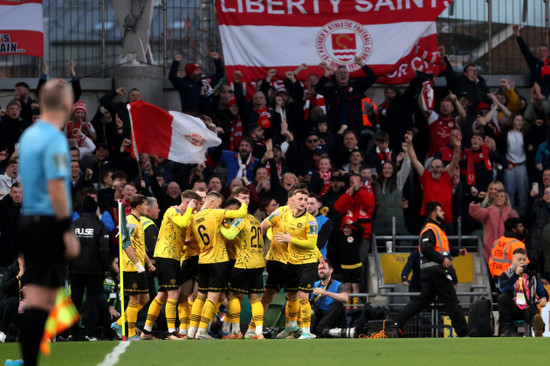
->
<box><xmin>1</xmin><ymin>338</ymin><xmax>548</xmax><ymax>365</ymax></box>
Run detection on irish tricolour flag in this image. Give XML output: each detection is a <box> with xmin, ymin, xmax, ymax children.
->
<box><xmin>127</xmin><ymin>101</ymin><xmax>221</xmax><ymax>164</ymax></box>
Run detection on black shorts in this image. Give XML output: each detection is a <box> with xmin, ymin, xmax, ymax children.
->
<box><xmin>179</xmin><ymin>255</ymin><xmax>199</xmax><ymax>284</ymax></box>
<box><xmin>123</xmin><ymin>271</ymin><xmax>149</xmax><ymax>294</ymax></box>
<box><xmin>341</xmin><ymin>265</ymin><xmax>362</xmax><ymax>284</ymax></box>
<box><xmin>156</xmin><ymin>257</ymin><xmax>181</xmax><ymax>292</ymax></box>
<box><xmin>265</xmin><ymin>260</ymin><xmax>287</xmax><ymax>290</ymax></box>
<box><xmin>197</xmin><ymin>262</ymin><xmax>231</xmax><ymax>293</ymax></box>
<box><xmin>228</xmin><ymin>267</ymin><xmax>265</xmax><ymax>294</ymax></box>
<box><xmin>286</xmin><ymin>262</ymin><xmax>317</xmax><ymax>293</ymax></box>
<box><xmin>19</xmin><ymin>215</ymin><xmax>66</xmax><ymax>288</ymax></box>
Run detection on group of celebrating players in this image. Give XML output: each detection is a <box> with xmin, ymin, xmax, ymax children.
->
<box><xmin>112</xmin><ymin>183</ymin><xmax>322</xmax><ymax>341</ymax></box>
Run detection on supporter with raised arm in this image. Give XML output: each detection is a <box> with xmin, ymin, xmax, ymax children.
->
<box><xmin>419</xmin><ymin>87</ymin><xmax>466</xmax><ymax>158</ymax></box>
<box><xmin>315</xmin><ymin>57</ymin><xmax>377</xmax><ymax>143</ymax></box>
<box><xmin>169</xmin><ymin>52</ymin><xmax>224</xmax><ymax>115</ymax></box>
<box><xmin>406</xmin><ymin>130</ymin><xmax>460</xmax><ymax>225</ymax></box>
<box><xmin>513</xmin><ymin>24</ymin><xmax>550</xmax><ymax>97</ymax></box>
<box><xmin>99</xmin><ymin>86</ymin><xmax>142</xmax><ymax>139</ymax></box>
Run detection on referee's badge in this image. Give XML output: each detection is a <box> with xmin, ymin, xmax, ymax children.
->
<box><xmin>53</xmin><ymin>154</ymin><xmax>67</xmax><ymax>171</ymax></box>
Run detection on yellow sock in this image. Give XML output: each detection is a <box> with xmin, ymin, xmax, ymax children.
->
<box><xmin>285</xmin><ymin>301</ymin><xmax>290</xmax><ymax>326</ymax></box>
<box><xmin>199</xmin><ymin>299</ymin><xmax>216</xmax><ymax>329</ymax></box>
<box><xmin>250</xmin><ymin>298</ymin><xmax>264</xmax><ymax>328</ymax></box>
<box><xmin>127</xmin><ymin>300</ymin><xmax>139</xmax><ymax>338</ymax></box>
<box><xmin>178</xmin><ymin>301</ymin><xmax>191</xmax><ymax>330</ymax></box>
<box><xmin>286</xmin><ymin>298</ymin><xmax>299</xmax><ymax>322</ymax></box>
<box><xmin>299</xmin><ymin>299</ymin><xmax>311</xmax><ymax>329</ymax></box>
<box><xmin>117</xmin><ymin>311</ymin><xmax>126</xmax><ymax>326</ymax></box>
<box><xmin>145</xmin><ymin>298</ymin><xmax>164</xmax><ymax>329</ymax></box>
<box><xmin>190</xmin><ymin>294</ymin><xmax>205</xmax><ymax>329</ymax></box>
<box><xmin>297</xmin><ymin>303</ymin><xmax>303</xmax><ymax>328</ymax></box>
<box><xmin>227</xmin><ymin>296</ymin><xmax>241</xmax><ymax>326</ymax></box>
<box><xmin>215</xmin><ymin>300</ymin><xmax>223</xmax><ymax>316</ymax></box>
<box><xmin>166</xmin><ymin>299</ymin><xmax>178</xmax><ymax>332</ymax></box>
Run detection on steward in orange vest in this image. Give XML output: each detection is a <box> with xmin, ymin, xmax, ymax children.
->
<box><xmin>488</xmin><ymin>218</ymin><xmax>527</xmax><ymax>278</ymax></box>
<box><xmin>394</xmin><ymin>201</ymin><xmax>469</xmax><ymax>337</ymax></box>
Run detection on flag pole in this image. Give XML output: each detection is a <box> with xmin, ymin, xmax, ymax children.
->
<box><xmin>118</xmin><ymin>201</ymin><xmax>127</xmax><ymax>341</ymax></box>
<box><xmin>127</xmin><ymin>103</ymin><xmax>143</xmax><ymax>184</ymax></box>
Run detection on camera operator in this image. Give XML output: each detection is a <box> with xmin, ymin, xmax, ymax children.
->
<box><xmin>497</xmin><ymin>248</ymin><xmax>548</xmax><ymax>337</ymax></box>
<box><xmin>310</xmin><ymin>259</ymin><xmax>349</xmax><ymax>337</ymax></box>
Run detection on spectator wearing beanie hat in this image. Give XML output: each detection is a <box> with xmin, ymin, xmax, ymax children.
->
<box><xmin>169</xmin><ymin>52</ymin><xmax>225</xmax><ymax>115</ymax></box>
<box><xmin>63</xmin><ymin>100</ymin><xmax>97</xmax><ymax>158</ymax></box>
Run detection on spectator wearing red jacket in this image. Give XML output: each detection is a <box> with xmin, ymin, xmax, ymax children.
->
<box><xmin>405</xmin><ymin>131</ymin><xmax>461</xmax><ymax>226</ymax></box>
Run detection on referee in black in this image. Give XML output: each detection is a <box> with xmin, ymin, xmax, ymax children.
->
<box><xmin>394</xmin><ymin>201</ymin><xmax>469</xmax><ymax>337</ymax></box>
<box><xmin>18</xmin><ymin>79</ymin><xmax>80</xmax><ymax>365</ymax></box>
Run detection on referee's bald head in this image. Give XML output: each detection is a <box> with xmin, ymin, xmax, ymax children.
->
<box><xmin>39</xmin><ymin>79</ymin><xmax>74</xmax><ymax>117</ymax></box>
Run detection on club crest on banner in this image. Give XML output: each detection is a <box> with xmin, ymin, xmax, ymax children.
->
<box><xmin>185</xmin><ymin>133</ymin><xmax>207</xmax><ymax>147</ymax></box>
<box><xmin>316</xmin><ymin>20</ymin><xmax>372</xmax><ymax>72</ymax></box>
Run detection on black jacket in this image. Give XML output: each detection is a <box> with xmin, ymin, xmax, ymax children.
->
<box><xmin>315</xmin><ymin>65</ymin><xmax>377</xmax><ymax>135</ymax></box>
<box><xmin>70</xmin><ymin>213</ymin><xmax>111</xmax><ymax>274</ymax></box>
<box><xmin>0</xmin><ymin>194</ymin><xmax>21</xmax><ymax>267</ymax></box>
<box><xmin>0</xmin><ymin>259</ymin><xmax>21</xmax><ymax>302</ymax></box>
<box><xmin>169</xmin><ymin>58</ymin><xmax>225</xmax><ymax>115</ymax></box>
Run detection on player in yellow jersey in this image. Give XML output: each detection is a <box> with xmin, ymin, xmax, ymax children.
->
<box><xmin>141</xmin><ymin>190</ymin><xmax>201</xmax><ymax>340</ymax></box>
<box><xmin>187</xmin><ymin>191</ymin><xmax>248</xmax><ymax>339</ymax></box>
<box><xmin>219</xmin><ymin>188</ymin><xmax>266</xmax><ymax>339</ymax></box>
<box><xmin>111</xmin><ymin>194</ymin><xmax>155</xmax><ymax>341</ymax></box>
<box><xmin>269</xmin><ymin>188</ymin><xmax>319</xmax><ymax>340</ymax></box>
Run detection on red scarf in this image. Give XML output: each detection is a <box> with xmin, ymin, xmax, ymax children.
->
<box><xmin>265</xmin><ymin>160</ymin><xmax>283</xmax><ymax>180</ymax></box>
<box><xmin>229</xmin><ymin>116</ymin><xmax>242</xmax><ymax>151</ymax></box>
<box><xmin>319</xmin><ymin>170</ymin><xmax>331</xmax><ymax>196</ymax></box>
<box><xmin>466</xmin><ymin>145</ymin><xmax>492</xmax><ymax>186</ymax></box>
<box><xmin>256</xmin><ymin>108</ymin><xmax>271</xmax><ymax>129</ymax></box>
<box><xmin>377</xmin><ymin>147</ymin><xmax>390</xmax><ymax>164</ymax></box>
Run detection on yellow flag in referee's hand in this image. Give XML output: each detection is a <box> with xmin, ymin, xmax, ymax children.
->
<box><xmin>40</xmin><ymin>289</ymin><xmax>80</xmax><ymax>356</ymax></box>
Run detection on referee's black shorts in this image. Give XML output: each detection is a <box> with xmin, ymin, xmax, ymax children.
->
<box><xmin>19</xmin><ymin>215</ymin><xmax>66</xmax><ymax>288</ymax></box>
<box><xmin>155</xmin><ymin>257</ymin><xmax>181</xmax><ymax>292</ymax></box>
<box><xmin>285</xmin><ymin>262</ymin><xmax>317</xmax><ymax>293</ymax></box>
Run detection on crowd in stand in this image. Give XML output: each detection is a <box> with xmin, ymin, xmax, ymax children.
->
<box><xmin>2</xmin><ymin>24</ymin><xmax>550</xmax><ymax>340</ymax></box>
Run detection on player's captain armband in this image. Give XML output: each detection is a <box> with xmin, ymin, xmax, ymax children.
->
<box><xmin>309</xmin><ymin>222</ymin><xmax>318</xmax><ymax>235</ymax></box>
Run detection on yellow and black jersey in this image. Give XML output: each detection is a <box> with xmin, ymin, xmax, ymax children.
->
<box><xmin>264</xmin><ymin>205</ymin><xmax>290</xmax><ymax>263</ymax></box>
<box><xmin>228</xmin><ymin>214</ymin><xmax>265</xmax><ymax>269</ymax></box>
<box><xmin>153</xmin><ymin>206</ymin><xmax>192</xmax><ymax>261</ymax></box>
<box><xmin>223</xmin><ymin>218</ymin><xmax>237</xmax><ymax>261</ymax></box>
<box><xmin>190</xmin><ymin>208</ymin><xmax>229</xmax><ymax>264</ymax></box>
<box><xmin>121</xmin><ymin>214</ymin><xmax>146</xmax><ymax>272</ymax></box>
<box><xmin>280</xmin><ymin>209</ymin><xmax>319</xmax><ymax>265</ymax></box>
<box><xmin>181</xmin><ymin>225</ymin><xmax>200</xmax><ymax>263</ymax></box>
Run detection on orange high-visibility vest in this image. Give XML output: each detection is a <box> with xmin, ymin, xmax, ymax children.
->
<box><xmin>488</xmin><ymin>236</ymin><xmax>527</xmax><ymax>278</ymax></box>
<box><xmin>361</xmin><ymin>96</ymin><xmax>378</xmax><ymax>127</ymax></box>
<box><xmin>419</xmin><ymin>222</ymin><xmax>450</xmax><ymax>269</ymax></box>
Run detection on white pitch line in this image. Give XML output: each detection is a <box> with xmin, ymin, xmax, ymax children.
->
<box><xmin>97</xmin><ymin>341</ymin><xmax>131</xmax><ymax>366</ymax></box>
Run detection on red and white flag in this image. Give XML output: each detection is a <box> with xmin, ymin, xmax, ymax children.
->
<box><xmin>216</xmin><ymin>0</ymin><xmax>451</xmax><ymax>91</ymax></box>
<box><xmin>127</xmin><ymin>101</ymin><xmax>221</xmax><ymax>164</ymax></box>
<box><xmin>0</xmin><ymin>0</ymin><xmax>43</xmax><ymax>57</ymax></box>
